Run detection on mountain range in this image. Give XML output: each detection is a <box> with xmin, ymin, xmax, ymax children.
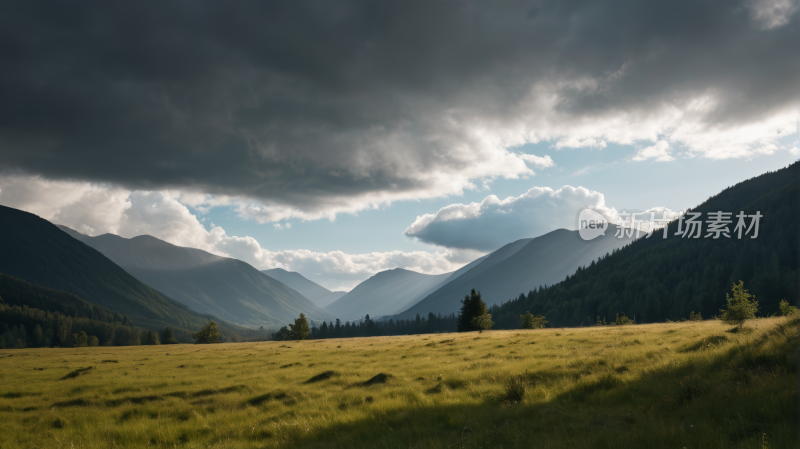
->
<box><xmin>58</xmin><ymin>227</ymin><xmax>337</xmax><ymax>328</ymax></box>
<box><xmin>395</xmin><ymin>225</ymin><xmax>637</xmax><ymax>319</ymax></box>
<box><xmin>0</xmin><ymin>205</ymin><xmax>244</xmax><ymax>341</ymax></box>
<box><xmin>324</xmin><ymin>268</ymin><xmax>452</xmax><ymax>321</ymax></box>
<box><xmin>261</xmin><ymin>268</ymin><xmax>346</xmax><ymax>308</ymax></box>
<box><xmin>2</xmin><ymin>160</ymin><xmax>794</xmax><ymax>340</ymax></box>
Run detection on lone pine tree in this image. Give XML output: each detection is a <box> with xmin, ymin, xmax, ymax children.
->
<box><xmin>458</xmin><ymin>289</ymin><xmax>488</xmax><ymax>332</ymax></box>
<box><xmin>719</xmin><ymin>281</ymin><xmax>759</xmax><ymax>330</ymax></box>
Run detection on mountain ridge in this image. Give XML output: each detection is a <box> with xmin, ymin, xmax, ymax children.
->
<box><xmin>324</xmin><ymin>268</ymin><xmax>452</xmax><ymax>321</ymax></box>
<box><xmin>261</xmin><ymin>268</ymin><xmax>346</xmax><ymax>309</ymax></box>
<box><xmin>57</xmin><ymin>226</ymin><xmax>337</xmax><ymax>328</ymax></box>
<box><xmin>395</xmin><ymin>225</ymin><xmax>638</xmax><ymax>319</ymax></box>
<box><xmin>0</xmin><ymin>205</ymin><xmax>245</xmax><ymax>340</ymax></box>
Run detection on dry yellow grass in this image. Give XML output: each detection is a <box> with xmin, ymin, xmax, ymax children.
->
<box><xmin>0</xmin><ymin>316</ymin><xmax>797</xmax><ymax>448</ymax></box>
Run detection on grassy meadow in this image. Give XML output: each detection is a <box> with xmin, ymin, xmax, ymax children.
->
<box><xmin>0</xmin><ymin>316</ymin><xmax>797</xmax><ymax>448</ymax></box>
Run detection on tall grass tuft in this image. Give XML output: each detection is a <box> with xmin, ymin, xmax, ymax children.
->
<box><xmin>503</xmin><ymin>374</ymin><xmax>526</xmax><ymax>403</ymax></box>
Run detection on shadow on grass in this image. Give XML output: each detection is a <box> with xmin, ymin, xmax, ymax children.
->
<box><xmin>246</xmin><ymin>391</ymin><xmax>301</xmax><ymax>406</ymax></box>
<box><xmin>51</xmin><ymin>385</ymin><xmax>247</xmax><ymax>408</ymax></box>
<box><xmin>286</xmin><ymin>318</ymin><xmax>799</xmax><ymax>449</ymax></box>
<box><xmin>304</xmin><ymin>371</ymin><xmax>340</xmax><ymax>384</ymax></box>
<box><xmin>60</xmin><ymin>366</ymin><xmax>92</xmax><ymax>380</ymax></box>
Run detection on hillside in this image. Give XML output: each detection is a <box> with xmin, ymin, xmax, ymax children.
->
<box><xmin>261</xmin><ymin>268</ymin><xmax>346</xmax><ymax>308</ymax></box>
<box><xmin>324</xmin><ymin>268</ymin><xmax>452</xmax><ymax>321</ymax></box>
<box><xmin>0</xmin><ymin>205</ymin><xmax>244</xmax><ymax>338</ymax></box>
<box><xmin>489</xmin><ymin>161</ymin><xmax>799</xmax><ymax>327</ymax></box>
<box><xmin>396</xmin><ymin>225</ymin><xmax>637</xmax><ymax>319</ymax></box>
<box><xmin>59</xmin><ymin>228</ymin><xmax>337</xmax><ymax>328</ymax></box>
<box><xmin>0</xmin><ymin>273</ymin><xmax>156</xmax><ymax>345</ymax></box>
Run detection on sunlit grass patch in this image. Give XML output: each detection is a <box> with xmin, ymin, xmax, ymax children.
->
<box><xmin>0</xmin><ymin>316</ymin><xmax>796</xmax><ymax>448</ymax></box>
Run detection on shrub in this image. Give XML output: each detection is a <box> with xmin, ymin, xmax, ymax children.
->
<box><xmin>289</xmin><ymin>314</ymin><xmax>310</xmax><ymax>340</ymax></box>
<box><xmin>615</xmin><ymin>313</ymin><xmax>633</xmax><ymax>325</ymax></box>
<box><xmin>470</xmin><ymin>314</ymin><xmax>495</xmax><ymax>333</ymax></box>
<box><xmin>596</xmin><ymin>315</ymin><xmax>607</xmax><ymax>326</ymax></box>
<box><xmin>88</xmin><ymin>336</ymin><xmax>99</xmax><ymax>347</ymax></box>
<box><xmin>689</xmin><ymin>311</ymin><xmax>703</xmax><ymax>321</ymax></box>
<box><xmin>504</xmin><ymin>375</ymin><xmax>526</xmax><ymax>403</ymax></box>
<box><xmin>194</xmin><ymin>321</ymin><xmax>221</xmax><ymax>344</ymax></box>
<box><xmin>719</xmin><ymin>281</ymin><xmax>759</xmax><ymax>330</ymax></box>
<box><xmin>73</xmin><ymin>331</ymin><xmax>88</xmax><ymax>347</ymax></box>
<box><xmin>779</xmin><ymin>299</ymin><xmax>794</xmax><ymax>316</ymax></box>
<box><xmin>519</xmin><ymin>312</ymin><xmax>548</xmax><ymax>329</ymax></box>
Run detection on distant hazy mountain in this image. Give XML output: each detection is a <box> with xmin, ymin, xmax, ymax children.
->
<box><xmin>0</xmin><ymin>205</ymin><xmax>245</xmax><ymax>340</ymax></box>
<box><xmin>396</xmin><ymin>225</ymin><xmax>637</xmax><ymax>319</ymax></box>
<box><xmin>59</xmin><ymin>227</ymin><xmax>337</xmax><ymax>328</ymax></box>
<box><xmin>325</xmin><ymin>268</ymin><xmax>452</xmax><ymax>321</ymax></box>
<box><xmin>261</xmin><ymin>268</ymin><xmax>346</xmax><ymax>308</ymax></box>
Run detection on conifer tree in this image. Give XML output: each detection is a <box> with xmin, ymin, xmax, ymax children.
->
<box><xmin>320</xmin><ymin>321</ymin><xmax>329</xmax><ymax>338</ymax></box>
<box><xmin>162</xmin><ymin>326</ymin><xmax>179</xmax><ymax>344</ymax></box>
<box><xmin>458</xmin><ymin>289</ymin><xmax>488</xmax><ymax>332</ymax></box>
<box><xmin>719</xmin><ymin>281</ymin><xmax>759</xmax><ymax>330</ymax></box>
<box><xmin>143</xmin><ymin>330</ymin><xmax>160</xmax><ymax>345</ymax></box>
<box><xmin>32</xmin><ymin>324</ymin><xmax>43</xmax><ymax>347</ymax></box>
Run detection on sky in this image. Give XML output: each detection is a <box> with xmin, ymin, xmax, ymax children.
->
<box><xmin>0</xmin><ymin>1</ymin><xmax>798</xmax><ymax>290</ymax></box>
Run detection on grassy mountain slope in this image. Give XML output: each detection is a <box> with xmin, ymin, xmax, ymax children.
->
<box><xmin>489</xmin><ymin>161</ymin><xmax>799</xmax><ymax>327</ymax></box>
<box><xmin>59</xmin><ymin>228</ymin><xmax>337</xmax><ymax>328</ymax></box>
<box><xmin>261</xmin><ymin>268</ymin><xmax>346</xmax><ymax>309</ymax></box>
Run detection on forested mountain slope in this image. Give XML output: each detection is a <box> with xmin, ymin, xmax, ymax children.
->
<box><xmin>0</xmin><ymin>205</ymin><xmax>245</xmax><ymax>338</ymax></box>
<box><xmin>489</xmin><ymin>161</ymin><xmax>799</xmax><ymax>327</ymax></box>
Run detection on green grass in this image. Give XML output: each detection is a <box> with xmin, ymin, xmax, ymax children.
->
<box><xmin>0</xmin><ymin>317</ymin><xmax>797</xmax><ymax>448</ymax></box>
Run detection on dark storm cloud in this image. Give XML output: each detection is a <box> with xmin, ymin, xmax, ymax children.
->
<box><xmin>0</xmin><ymin>0</ymin><xmax>797</xmax><ymax>216</ymax></box>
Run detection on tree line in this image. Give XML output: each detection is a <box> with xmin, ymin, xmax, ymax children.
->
<box><xmin>271</xmin><ymin>289</ymin><xmax>548</xmax><ymax>341</ymax></box>
<box><xmin>0</xmin><ymin>301</ymin><xmax>181</xmax><ymax>348</ymax></box>
<box><xmin>270</xmin><ymin>311</ymin><xmax>462</xmax><ymax>340</ymax></box>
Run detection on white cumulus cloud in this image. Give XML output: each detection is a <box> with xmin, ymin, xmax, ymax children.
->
<box><xmin>404</xmin><ymin>185</ymin><xmax>681</xmax><ymax>251</ymax></box>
